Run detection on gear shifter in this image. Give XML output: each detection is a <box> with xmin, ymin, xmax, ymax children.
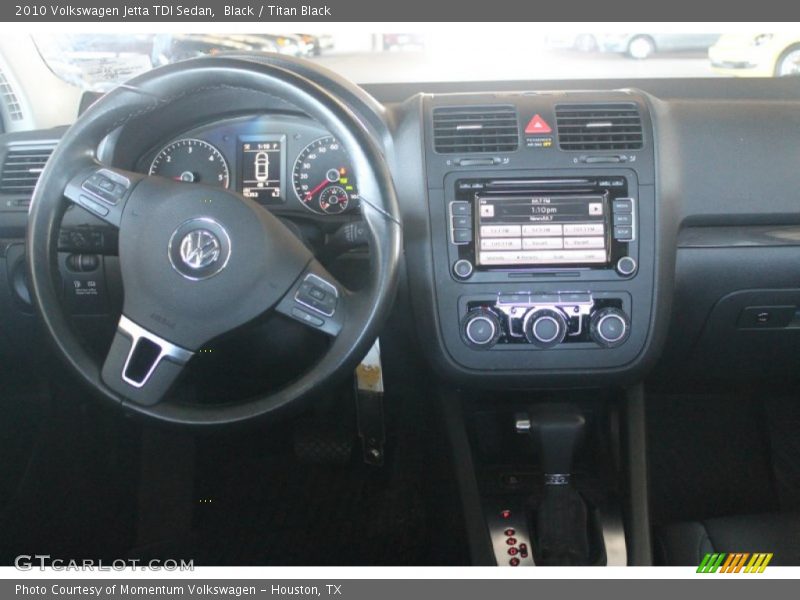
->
<box><xmin>517</xmin><ymin>406</ymin><xmax>591</xmax><ymax>565</ymax></box>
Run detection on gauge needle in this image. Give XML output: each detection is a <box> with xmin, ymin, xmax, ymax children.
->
<box><xmin>305</xmin><ymin>179</ymin><xmax>329</xmax><ymax>199</ymax></box>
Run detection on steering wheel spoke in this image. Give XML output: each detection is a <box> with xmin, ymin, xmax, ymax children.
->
<box><xmin>64</xmin><ymin>163</ymin><xmax>143</xmax><ymax>228</ymax></box>
<box><xmin>274</xmin><ymin>259</ymin><xmax>347</xmax><ymax>337</ymax></box>
<box><xmin>100</xmin><ymin>315</ymin><xmax>193</xmax><ymax>406</ymax></box>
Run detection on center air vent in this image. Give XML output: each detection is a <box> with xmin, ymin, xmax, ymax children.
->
<box><xmin>555</xmin><ymin>103</ymin><xmax>643</xmax><ymax>151</ymax></box>
<box><xmin>0</xmin><ymin>145</ymin><xmax>54</xmax><ymax>195</ymax></box>
<box><xmin>433</xmin><ymin>105</ymin><xmax>519</xmax><ymax>154</ymax></box>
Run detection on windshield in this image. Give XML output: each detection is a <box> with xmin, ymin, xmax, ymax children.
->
<box><xmin>30</xmin><ymin>30</ymin><xmax>800</xmax><ymax>92</ymax></box>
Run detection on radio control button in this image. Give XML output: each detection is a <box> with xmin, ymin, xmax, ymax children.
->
<box><xmin>480</xmin><ymin>224</ymin><xmax>521</xmax><ymax>237</ymax></box>
<box><xmin>616</xmin><ymin>256</ymin><xmax>637</xmax><ymax>277</ymax></box>
<box><xmin>522</xmin><ymin>237</ymin><xmax>563</xmax><ymax>250</ymax></box>
<box><xmin>452</xmin><ymin>215</ymin><xmax>471</xmax><ymax>228</ymax></box>
<box><xmin>613</xmin><ymin>226</ymin><xmax>633</xmax><ymax>240</ymax></box>
<box><xmin>452</xmin><ymin>229</ymin><xmax>472</xmax><ymax>243</ymax></box>
<box><xmin>613</xmin><ymin>213</ymin><xmax>633</xmax><ymax>226</ymax></box>
<box><xmin>481</xmin><ymin>238</ymin><xmax>522</xmax><ymax>251</ymax></box>
<box><xmin>590</xmin><ymin>307</ymin><xmax>630</xmax><ymax>348</ymax></box>
<box><xmin>564</xmin><ymin>223</ymin><xmax>605</xmax><ymax>236</ymax></box>
<box><xmin>564</xmin><ymin>236</ymin><xmax>604</xmax><ymax>249</ymax></box>
<box><xmin>453</xmin><ymin>259</ymin><xmax>474</xmax><ymax>280</ymax></box>
<box><xmin>524</xmin><ymin>308</ymin><xmax>568</xmax><ymax>348</ymax></box>
<box><xmin>612</xmin><ymin>198</ymin><xmax>633</xmax><ymax>213</ymax></box>
<box><xmin>462</xmin><ymin>309</ymin><xmax>501</xmax><ymax>348</ymax></box>
<box><xmin>451</xmin><ymin>201</ymin><xmax>471</xmax><ymax>215</ymax></box>
<box><xmin>522</xmin><ymin>224</ymin><xmax>563</xmax><ymax>237</ymax></box>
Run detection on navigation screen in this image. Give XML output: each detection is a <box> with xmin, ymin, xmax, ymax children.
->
<box><xmin>476</xmin><ymin>195</ymin><xmax>609</xmax><ymax>266</ymax></box>
<box><xmin>240</xmin><ymin>140</ymin><xmax>282</xmax><ymax>204</ymax></box>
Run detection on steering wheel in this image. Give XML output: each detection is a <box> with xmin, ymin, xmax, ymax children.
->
<box><xmin>26</xmin><ymin>57</ymin><xmax>402</xmax><ymax>426</ymax></box>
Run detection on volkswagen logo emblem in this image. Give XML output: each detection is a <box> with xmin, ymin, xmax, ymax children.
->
<box><xmin>180</xmin><ymin>229</ymin><xmax>220</xmax><ymax>270</ymax></box>
<box><xmin>168</xmin><ymin>218</ymin><xmax>231</xmax><ymax>280</ymax></box>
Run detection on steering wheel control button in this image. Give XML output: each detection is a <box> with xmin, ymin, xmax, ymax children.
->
<box><xmin>589</xmin><ymin>307</ymin><xmax>631</xmax><ymax>348</ymax></box>
<box><xmin>524</xmin><ymin>308</ymin><xmax>568</xmax><ymax>348</ymax></box>
<box><xmin>291</xmin><ymin>307</ymin><xmax>325</xmax><ymax>328</ymax></box>
<box><xmin>461</xmin><ymin>309</ymin><xmax>501</xmax><ymax>349</ymax></box>
<box><xmin>295</xmin><ymin>274</ymin><xmax>338</xmax><ymax>317</ymax></box>
<box><xmin>453</xmin><ymin>259</ymin><xmax>474</xmax><ymax>279</ymax></box>
<box><xmin>77</xmin><ymin>195</ymin><xmax>109</xmax><ymax>217</ymax></box>
<box><xmin>616</xmin><ymin>256</ymin><xmax>637</xmax><ymax>277</ymax></box>
<box><xmin>167</xmin><ymin>217</ymin><xmax>231</xmax><ymax>281</ymax></box>
<box><xmin>82</xmin><ymin>169</ymin><xmax>130</xmax><ymax>205</ymax></box>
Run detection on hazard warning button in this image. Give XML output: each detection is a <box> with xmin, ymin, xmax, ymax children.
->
<box><xmin>525</xmin><ymin>114</ymin><xmax>552</xmax><ymax>134</ymax></box>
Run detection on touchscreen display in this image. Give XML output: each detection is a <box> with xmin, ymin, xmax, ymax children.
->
<box><xmin>240</xmin><ymin>140</ymin><xmax>282</xmax><ymax>204</ymax></box>
<box><xmin>476</xmin><ymin>195</ymin><xmax>609</xmax><ymax>266</ymax></box>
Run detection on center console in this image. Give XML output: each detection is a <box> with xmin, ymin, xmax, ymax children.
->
<box><xmin>421</xmin><ymin>90</ymin><xmax>657</xmax><ymax>383</ymax></box>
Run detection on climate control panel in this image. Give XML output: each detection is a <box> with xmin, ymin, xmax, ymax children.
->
<box><xmin>460</xmin><ymin>291</ymin><xmax>631</xmax><ymax>350</ymax></box>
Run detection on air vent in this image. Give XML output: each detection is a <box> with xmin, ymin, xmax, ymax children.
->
<box><xmin>0</xmin><ymin>145</ymin><xmax>55</xmax><ymax>195</ymax></box>
<box><xmin>433</xmin><ymin>105</ymin><xmax>519</xmax><ymax>153</ymax></box>
<box><xmin>0</xmin><ymin>67</ymin><xmax>24</xmax><ymax>122</ymax></box>
<box><xmin>555</xmin><ymin>103</ymin><xmax>644</xmax><ymax>151</ymax></box>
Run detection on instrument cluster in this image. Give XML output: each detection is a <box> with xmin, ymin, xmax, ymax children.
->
<box><xmin>138</xmin><ymin>114</ymin><xmax>359</xmax><ymax>217</ymax></box>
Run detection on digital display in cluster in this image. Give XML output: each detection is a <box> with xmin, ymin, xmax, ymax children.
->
<box><xmin>240</xmin><ymin>139</ymin><xmax>283</xmax><ymax>204</ymax></box>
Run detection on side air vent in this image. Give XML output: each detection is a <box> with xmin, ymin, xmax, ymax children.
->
<box><xmin>555</xmin><ymin>103</ymin><xmax>644</xmax><ymax>151</ymax></box>
<box><xmin>0</xmin><ymin>67</ymin><xmax>24</xmax><ymax>122</ymax></box>
<box><xmin>433</xmin><ymin>105</ymin><xmax>519</xmax><ymax>153</ymax></box>
<box><xmin>0</xmin><ymin>145</ymin><xmax>55</xmax><ymax>195</ymax></box>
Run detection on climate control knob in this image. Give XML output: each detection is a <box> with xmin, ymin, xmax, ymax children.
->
<box><xmin>524</xmin><ymin>308</ymin><xmax>568</xmax><ymax>348</ymax></box>
<box><xmin>589</xmin><ymin>307</ymin><xmax>630</xmax><ymax>348</ymax></box>
<box><xmin>462</xmin><ymin>309</ymin><xmax>502</xmax><ymax>349</ymax></box>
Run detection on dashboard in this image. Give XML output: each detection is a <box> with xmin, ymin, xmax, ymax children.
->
<box><xmin>135</xmin><ymin>114</ymin><xmax>360</xmax><ymax>217</ymax></box>
<box><xmin>3</xmin><ymin>72</ymin><xmax>800</xmax><ymax>389</ymax></box>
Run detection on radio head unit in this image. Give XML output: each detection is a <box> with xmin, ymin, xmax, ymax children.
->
<box><xmin>449</xmin><ymin>176</ymin><xmax>637</xmax><ymax>280</ymax></box>
<box><xmin>476</xmin><ymin>194</ymin><xmax>609</xmax><ymax>267</ymax></box>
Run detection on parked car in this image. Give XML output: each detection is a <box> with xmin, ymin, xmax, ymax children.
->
<box><xmin>593</xmin><ymin>33</ymin><xmax>721</xmax><ymax>59</ymax></box>
<box><xmin>296</xmin><ymin>33</ymin><xmax>335</xmax><ymax>56</ymax></box>
<box><xmin>710</xmin><ymin>33</ymin><xmax>800</xmax><ymax>77</ymax></box>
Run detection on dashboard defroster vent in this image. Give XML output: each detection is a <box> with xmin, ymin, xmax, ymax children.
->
<box><xmin>433</xmin><ymin>105</ymin><xmax>519</xmax><ymax>153</ymax></box>
<box><xmin>0</xmin><ymin>145</ymin><xmax>55</xmax><ymax>195</ymax></box>
<box><xmin>555</xmin><ymin>103</ymin><xmax>644</xmax><ymax>151</ymax></box>
<box><xmin>0</xmin><ymin>67</ymin><xmax>24</xmax><ymax>122</ymax></box>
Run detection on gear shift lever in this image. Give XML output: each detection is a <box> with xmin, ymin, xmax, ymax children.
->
<box><xmin>516</xmin><ymin>406</ymin><xmax>591</xmax><ymax>565</ymax></box>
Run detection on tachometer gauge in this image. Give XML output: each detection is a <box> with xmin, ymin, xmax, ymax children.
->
<box><xmin>292</xmin><ymin>136</ymin><xmax>358</xmax><ymax>215</ymax></box>
<box><xmin>149</xmin><ymin>138</ymin><xmax>230</xmax><ymax>188</ymax></box>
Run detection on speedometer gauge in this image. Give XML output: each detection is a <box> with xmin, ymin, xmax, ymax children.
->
<box><xmin>292</xmin><ymin>136</ymin><xmax>358</xmax><ymax>215</ymax></box>
<box><xmin>149</xmin><ymin>138</ymin><xmax>230</xmax><ymax>189</ymax></box>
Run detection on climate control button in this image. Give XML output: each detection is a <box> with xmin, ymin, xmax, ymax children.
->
<box><xmin>589</xmin><ymin>307</ymin><xmax>630</xmax><ymax>348</ymax></box>
<box><xmin>462</xmin><ymin>309</ymin><xmax>502</xmax><ymax>349</ymax></box>
<box><xmin>523</xmin><ymin>308</ymin><xmax>568</xmax><ymax>348</ymax></box>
